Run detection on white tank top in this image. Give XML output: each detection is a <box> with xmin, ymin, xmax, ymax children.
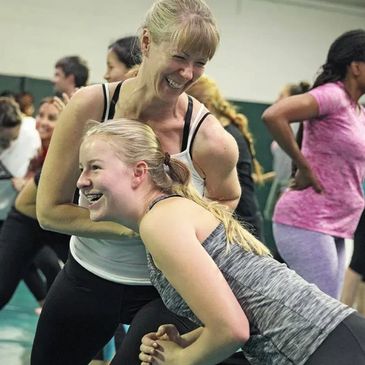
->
<box><xmin>70</xmin><ymin>84</ymin><xmax>206</xmax><ymax>284</ymax></box>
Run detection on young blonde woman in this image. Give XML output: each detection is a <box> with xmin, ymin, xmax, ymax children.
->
<box><xmin>34</xmin><ymin>1</ymin><xmax>241</xmax><ymax>364</ymax></box>
<box><xmin>78</xmin><ymin>119</ymin><xmax>365</xmax><ymax>365</ymax></box>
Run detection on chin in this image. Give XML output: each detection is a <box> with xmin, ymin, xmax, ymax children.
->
<box><xmin>89</xmin><ymin>210</ymin><xmax>106</xmax><ymax>222</ymax></box>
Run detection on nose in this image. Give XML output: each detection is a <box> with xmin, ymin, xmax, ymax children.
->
<box><xmin>104</xmin><ymin>70</ymin><xmax>110</xmax><ymax>82</ymax></box>
<box><xmin>179</xmin><ymin>62</ymin><xmax>194</xmax><ymax>81</ymax></box>
<box><xmin>76</xmin><ymin>170</ymin><xmax>92</xmax><ymax>190</ymax></box>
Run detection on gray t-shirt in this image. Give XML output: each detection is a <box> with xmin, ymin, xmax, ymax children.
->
<box><xmin>147</xmin><ymin>223</ymin><xmax>354</xmax><ymax>365</ymax></box>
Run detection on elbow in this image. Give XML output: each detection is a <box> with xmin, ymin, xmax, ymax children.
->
<box><xmin>230</xmin><ymin>323</ymin><xmax>250</xmax><ymax>345</ymax></box>
<box><xmin>219</xmin><ymin>319</ymin><xmax>250</xmax><ymax>347</ymax></box>
<box><xmin>36</xmin><ymin>205</ymin><xmax>56</xmax><ymax>231</ymax></box>
<box><xmin>37</xmin><ymin>213</ymin><xmax>53</xmax><ymax>231</ymax></box>
<box><xmin>261</xmin><ymin>106</ymin><xmax>277</xmax><ymax>125</ymax></box>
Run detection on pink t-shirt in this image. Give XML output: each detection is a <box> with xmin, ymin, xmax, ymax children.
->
<box><xmin>273</xmin><ymin>82</ymin><xmax>365</xmax><ymax>238</ymax></box>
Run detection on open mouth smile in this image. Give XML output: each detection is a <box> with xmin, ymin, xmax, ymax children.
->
<box><xmin>166</xmin><ymin>77</ymin><xmax>184</xmax><ymax>89</ymax></box>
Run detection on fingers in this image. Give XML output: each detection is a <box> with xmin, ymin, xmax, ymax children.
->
<box><xmin>62</xmin><ymin>92</ymin><xmax>71</xmax><ymax>104</ymax></box>
<box><xmin>52</xmin><ymin>96</ymin><xmax>66</xmax><ymax>112</ymax></box>
<box><xmin>313</xmin><ymin>181</ymin><xmax>324</xmax><ymax>194</ymax></box>
<box><xmin>156</xmin><ymin>324</ymin><xmax>178</xmax><ymax>337</ymax></box>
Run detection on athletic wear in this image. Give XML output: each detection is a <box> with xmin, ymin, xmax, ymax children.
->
<box><xmin>147</xmin><ymin>222</ymin><xmax>355</xmax><ymax>365</ymax></box>
<box><xmin>274</xmin><ymin>81</ymin><xmax>365</xmax><ymax>238</ymax></box>
<box><xmin>70</xmin><ymin>85</ymin><xmax>208</xmax><ymax>284</ymax></box>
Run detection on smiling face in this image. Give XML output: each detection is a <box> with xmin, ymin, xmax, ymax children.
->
<box><xmin>36</xmin><ymin>102</ymin><xmax>59</xmax><ymax>145</ymax></box>
<box><xmin>142</xmin><ymin>32</ymin><xmax>207</xmax><ymax>102</ymax></box>
<box><xmin>104</xmin><ymin>49</ymin><xmax>130</xmax><ymax>82</ymax></box>
<box><xmin>77</xmin><ymin>136</ymin><xmax>134</xmax><ymax>223</ymax></box>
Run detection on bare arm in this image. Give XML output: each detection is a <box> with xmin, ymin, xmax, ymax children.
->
<box><xmin>36</xmin><ymin>84</ymin><xmax>136</xmax><ymax>239</ymax></box>
<box><xmin>140</xmin><ymin>205</ymin><xmax>249</xmax><ymax>365</ymax></box>
<box><xmin>262</xmin><ymin>93</ymin><xmax>323</xmax><ymax>192</ymax></box>
<box><xmin>193</xmin><ymin>115</ymin><xmax>241</xmax><ymax>210</ymax></box>
<box><xmin>15</xmin><ymin>178</ymin><xmax>37</xmax><ymax>219</ymax></box>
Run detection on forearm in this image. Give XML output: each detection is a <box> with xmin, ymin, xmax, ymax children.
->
<box><xmin>264</xmin><ymin>119</ymin><xmax>309</xmax><ymax>170</ymax></box>
<box><xmin>15</xmin><ymin>202</ymin><xmax>36</xmax><ymax>219</ymax></box>
<box><xmin>176</xmin><ymin>326</ymin><xmax>245</xmax><ymax>365</ymax></box>
<box><xmin>38</xmin><ymin>203</ymin><xmax>136</xmax><ymax>239</ymax></box>
<box><xmin>179</xmin><ymin>327</ymin><xmax>204</xmax><ymax>347</ymax></box>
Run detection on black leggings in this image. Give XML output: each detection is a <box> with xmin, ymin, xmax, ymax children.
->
<box><xmin>31</xmin><ymin>254</ymin><xmax>160</xmax><ymax>365</ymax></box>
<box><xmin>305</xmin><ymin>312</ymin><xmax>365</xmax><ymax>364</ymax></box>
<box><xmin>350</xmin><ymin>209</ymin><xmax>365</xmax><ymax>278</ymax></box>
<box><xmin>0</xmin><ymin>209</ymin><xmax>69</xmax><ymax>309</ymax></box>
<box><xmin>31</xmin><ymin>254</ymin><xmax>247</xmax><ymax>365</ymax></box>
<box><xmin>22</xmin><ymin>246</ymin><xmax>62</xmax><ymax>302</ymax></box>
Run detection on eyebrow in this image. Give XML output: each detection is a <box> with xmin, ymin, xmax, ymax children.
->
<box><xmin>88</xmin><ymin>159</ymin><xmax>104</xmax><ymax>164</ymax></box>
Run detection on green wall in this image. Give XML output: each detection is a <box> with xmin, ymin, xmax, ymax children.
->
<box><xmin>232</xmin><ymin>100</ymin><xmax>275</xmax><ymax>249</ymax></box>
<box><xmin>0</xmin><ymin>74</ymin><xmax>53</xmax><ymax>109</ymax></box>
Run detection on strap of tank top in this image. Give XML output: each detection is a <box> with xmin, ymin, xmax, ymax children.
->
<box><xmin>180</xmin><ymin>96</ymin><xmax>193</xmax><ymax>152</ymax></box>
<box><xmin>187</xmin><ymin>105</ymin><xmax>211</xmax><ymax>156</ymax></box>
<box><xmin>108</xmin><ymin>81</ymin><xmax>123</xmax><ymax>120</ymax></box>
<box><xmin>148</xmin><ymin>194</ymin><xmax>181</xmax><ymax>211</ymax></box>
<box><xmin>101</xmin><ymin>83</ymin><xmax>110</xmax><ymax>123</ymax></box>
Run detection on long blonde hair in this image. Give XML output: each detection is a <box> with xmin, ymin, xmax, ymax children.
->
<box><xmin>187</xmin><ymin>75</ymin><xmax>264</xmax><ymax>184</ymax></box>
<box><xmin>84</xmin><ymin>119</ymin><xmax>270</xmax><ymax>256</ymax></box>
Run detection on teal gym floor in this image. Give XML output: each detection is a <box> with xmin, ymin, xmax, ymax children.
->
<box><xmin>0</xmin><ymin>283</ymin><xmax>117</xmax><ymax>364</ymax></box>
<box><xmin>0</xmin><ymin>283</ymin><xmax>38</xmax><ymax>365</ymax></box>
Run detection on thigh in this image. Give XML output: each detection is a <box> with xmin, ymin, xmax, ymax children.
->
<box><xmin>0</xmin><ymin>213</ymin><xmax>41</xmax><ymax>308</ymax></box>
<box><xmin>113</xmin><ymin>298</ymin><xmax>198</xmax><ymax>365</ymax></box>
<box><xmin>31</xmin><ymin>255</ymin><xmax>122</xmax><ymax>365</ymax></box>
<box><xmin>33</xmin><ymin>245</ymin><xmax>62</xmax><ymax>289</ymax></box>
<box><xmin>305</xmin><ymin>312</ymin><xmax>365</xmax><ymax>365</ymax></box>
<box><xmin>23</xmin><ymin>263</ymin><xmax>47</xmax><ymax>301</ymax></box>
<box><xmin>273</xmin><ymin>223</ymin><xmax>340</xmax><ymax>297</ymax></box>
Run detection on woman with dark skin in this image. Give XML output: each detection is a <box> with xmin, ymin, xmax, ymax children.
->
<box><xmin>262</xmin><ymin>29</ymin><xmax>365</xmax><ymax>299</ymax></box>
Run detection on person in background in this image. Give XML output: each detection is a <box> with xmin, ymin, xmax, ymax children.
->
<box><xmin>104</xmin><ymin>36</ymin><xmax>142</xmax><ymax>82</ymax></box>
<box><xmin>53</xmin><ymin>55</ymin><xmax>89</xmax><ymax>99</ymax></box>
<box><xmin>0</xmin><ymin>97</ymin><xmax>69</xmax><ymax>314</ymax></box>
<box><xmin>263</xmin><ymin>81</ymin><xmax>310</xmax><ymax>222</ymax></box>
<box><xmin>262</xmin><ymin>29</ymin><xmax>365</xmax><ymax>299</ymax></box>
<box><xmin>187</xmin><ymin>75</ymin><xmax>265</xmax><ymax>241</ymax></box>
<box><xmin>16</xmin><ymin>91</ymin><xmax>35</xmax><ymax>117</ymax></box>
<box><xmin>0</xmin><ymin>97</ymin><xmax>40</xmax><ymax>221</ymax></box>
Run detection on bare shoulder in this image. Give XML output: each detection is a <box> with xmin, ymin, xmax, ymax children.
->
<box><xmin>194</xmin><ymin>113</ymin><xmax>238</xmax><ymax>165</ymax></box>
<box><xmin>140</xmin><ymin>198</ymin><xmax>194</xmax><ymax>237</ymax></box>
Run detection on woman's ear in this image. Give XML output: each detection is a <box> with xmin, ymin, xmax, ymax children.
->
<box><xmin>132</xmin><ymin>161</ymin><xmax>148</xmax><ymax>188</ymax></box>
<box><xmin>141</xmin><ymin>28</ymin><xmax>151</xmax><ymax>57</ymax></box>
<box><xmin>349</xmin><ymin>61</ymin><xmax>362</xmax><ymax>77</ymax></box>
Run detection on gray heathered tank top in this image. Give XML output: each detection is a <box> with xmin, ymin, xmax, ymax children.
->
<box><xmin>147</xmin><ymin>223</ymin><xmax>354</xmax><ymax>365</ymax></box>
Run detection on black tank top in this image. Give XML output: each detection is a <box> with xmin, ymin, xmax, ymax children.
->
<box><xmin>101</xmin><ymin>82</ymin><xmax>210</xmax><ymax>156</ymax></box>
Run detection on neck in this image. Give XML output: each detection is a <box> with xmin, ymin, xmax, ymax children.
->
<box><xmin>122</xmin><ymin>72</ymin><xmax>181</xmax><ymax>122</ymax></box>
<box><xmin>136</xmin><ymin>189</ymin><xmax>167</xmax><ymax>225</ymax></box>
<box><xmin>342</xmin><ymin>77</ymin><xmax>362</xmax><ymax>103</ymax></box>
<box><xmin>64</xmin><ymin>85</ymin><xmax>77</xmax><ymax>98</ymax></box>
<box><xmin>41</xmin><ymin>139</ymin><xmax>50</xmax><ymax>151</ymax></box>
